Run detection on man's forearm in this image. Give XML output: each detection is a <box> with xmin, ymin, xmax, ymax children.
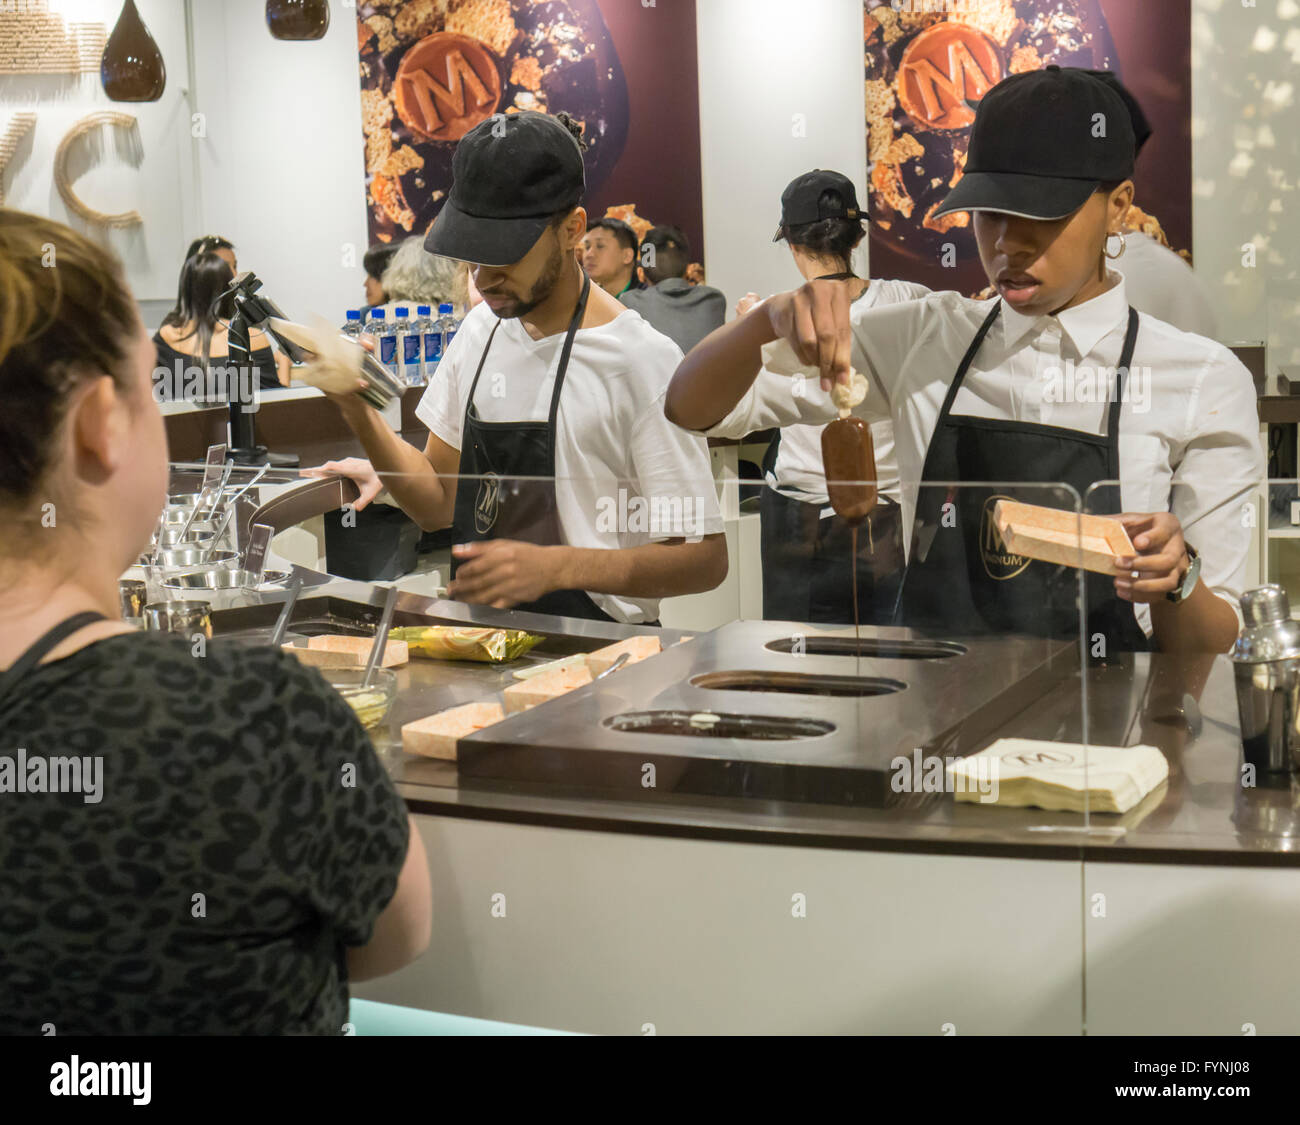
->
<box><xmin>549</xmin><ymin>536</ymin><xmax>728</xmax><ymax>599</ymax></box>
<box><xmin>664</xmin><ymin>309</ymin><xmax>777</xmax><ymax>431</ymax></box>
<box><xmin>1150</xmin><ymin>584</ymin><xmax>1239</xmax><ymax>655</ymax></box>
<box><xmin>337</xmin><ymin>399</ymin><xmax>452</xmax><ymax>528</ymax></box>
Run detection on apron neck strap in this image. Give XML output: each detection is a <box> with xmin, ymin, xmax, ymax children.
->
<box><xmin>0</xmin><ymin>611</ymin><xmax>108</xmax><ymax>712</ymax></box>
<box><xmin>936</xmin><ymin>301</ymin><xmax>1003</xmax><ymax>419</ymax></box>
<box><xmin>464</xmin><ymin>270</ymin><xmax>592</xmax><ymax>422</ymax></box>
<box><xmin>1107</xmin><ymin>306</ymin><xmax>1140</xmax><ymax>438</ymax></box>
<box><xmin>814</xmin><ymin>271</ymin><xmax>857</xmax><ymax>282</ymax></box>
<box><xmin>548</xmin><ymin>272</ymin><xmax>592</xmax><ymax>430</ymax></box>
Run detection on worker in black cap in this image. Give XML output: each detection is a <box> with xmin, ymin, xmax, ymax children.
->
<box><xmin>315</xmin><ymin>110</ymin><xmax>726</xmax><ymax>623</ymax></box>
<box><xmin>668</xmin><ymin>68</ymin><xmax>1263</xmax><ymax>656</ymax></box>
<box><xmin>712</xmin><ymin>169</ymin><xmax>927</xmax><ymax>625</ymax></box>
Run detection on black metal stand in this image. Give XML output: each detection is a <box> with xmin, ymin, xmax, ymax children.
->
<box><xmin>224</xmin><ymin>311</ymin><xmax>270</xmax><ymax>466</ymax></box>
<box><xmin>219</xmin><ymin>272</ymin><xmax>304</xmax><ymax>469</ymax></box>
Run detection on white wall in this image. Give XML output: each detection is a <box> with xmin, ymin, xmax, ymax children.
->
<box><xmin>695</xmin><ymin>0</ymin><xmax>869</xmax><ymax>309</ymax></box>
<box><xmin>0</xmin><ymin>0</ymin><xmax>197</xmax><ymax>301</ymax></box>
<box><xmin>189</xmin><ymin>0</ymin><xmax>371</xmax><ymax>325</ymax></box>
<box><xmin>10</xmin><ymin>0</ymin><xmax>1284</xmax><ymax>357</ymax></box>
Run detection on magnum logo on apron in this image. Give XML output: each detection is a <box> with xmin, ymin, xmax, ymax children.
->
<box><xmin>473</xmin><ymin>472</ymin><xmax>501</xmax><ymax>535</ymax></box>
<box><xmin>979</xmin><ymin>494</ymin><xmax>1031</xmax><ymax>581</ymax></box>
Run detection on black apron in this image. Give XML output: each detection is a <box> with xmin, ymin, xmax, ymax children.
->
<box><xmin>0</xmin><ymin>612</ymin><xmax>107</xmax><ymax>719</ymax></box>
<box><xmin>760</xmin><ymin>484</ymin><xmax>904</xmax><ymax>625</ymax></box>
<box><xmin>897</xmin><ymin>302</ymin><xmax>1148</xmax><ymax>654</ymax></box>
<box><xmin>450</xmin><ymin>275</ymin><xmax>616</xmax><ymax>622</ymax></box>
<box><xmin>759</xmin><ymin>277</ymin><xmax>906</xmax><ymax>624</ymax></box>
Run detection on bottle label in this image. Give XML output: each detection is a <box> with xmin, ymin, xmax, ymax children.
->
<box><xmin>444</xmin><ymin>327</ymin><xmax>458</xmax><ymax>352</ymax></box>
<box><xmin>425</xmin><ymin>332</ymin><xmax>442</xmax><ymax>365</ymax></box>
<box><xmin>403</xmin><ymin>334</ymin><xmax>421</xmax><ymax>365</ymax></box>
<box><xmin>380</xmin><ymin>336</ymin><xmax>397</xmax><ymax>368</ymax></box>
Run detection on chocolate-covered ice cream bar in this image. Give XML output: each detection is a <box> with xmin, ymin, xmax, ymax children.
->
<box><xmin>822</xmin><ymin>417</ymin><xmax>878</xmax><ymax>525</ymax></box>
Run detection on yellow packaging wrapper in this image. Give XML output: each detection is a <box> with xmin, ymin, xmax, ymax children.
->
<box><xmin>390</xmin><ymin>626</ymin><xmax>543</xmax><ymax>664</ymax></box>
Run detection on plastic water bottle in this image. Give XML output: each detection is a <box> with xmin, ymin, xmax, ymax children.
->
<box><xmin>342</xmin><ymin>310</ymin><xmax>363</xmax><ymax>340</ymax></box>
<box><xmin>409</xmin><ymin>306</ymin><xmax>435</xmax><ymax>386</ymax></box>
<box><xmin>436</xmin><ymin>303</ymin><xmax>459</xmax><ymax>359</ymax></box>
<box><xmin>393</xmin><ymin>307</ymin><xmax>421</xmax><ymax>386</ymax></box>
<box><xmin>421</xmin><ymin>304</ymin><xmax>443</xmax><ymax>376</ymax></box>
<box><xmin>365</xmin><ymin>308</ymin><xmax>398</xmax><ymax>378</ymax></box>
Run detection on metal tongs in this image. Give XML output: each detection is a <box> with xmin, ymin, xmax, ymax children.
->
<box><xmin>176</xmin><ymin>459</ymin><xmax>233</xmax><ymax>545</ymax></box>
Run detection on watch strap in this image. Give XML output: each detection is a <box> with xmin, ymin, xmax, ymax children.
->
<box><xmin>1167</xmin><ymin>544</ymin><xmax>1200</xmax><ymax>604</ymax></box>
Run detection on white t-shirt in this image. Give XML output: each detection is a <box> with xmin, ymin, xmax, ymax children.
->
<box><xmin>1115</xmin><ymin>233</ymin><xmax>1219</xmax><ymax>338</ymax></box>
<box><xmin>757</xmin><ymin>278</ymin><xmax>931</xmax><ymax>507</ymax></box>
<box><xmin>416</xmin><ymin>302</ymin><xmax>724</xmax><ymax>623</ymax></box>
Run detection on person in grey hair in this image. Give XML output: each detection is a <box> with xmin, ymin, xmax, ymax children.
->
<box><xmin>380</xmin><ymin>236</ymin><xmax>470</xmax><ymax>314</ymax></box>
<box><xmin>620</xmin><ymin>225</ymin><xmax>725</xmax><ymax>355</ymax></box>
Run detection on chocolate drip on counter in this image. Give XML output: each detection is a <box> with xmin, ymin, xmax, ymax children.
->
<box><xmin>822</xmin><ymin>416</ymin><xmax>877</xmax><ymax>655</ymax></box>
<box><xmin>101</xmin><ymin>0</ymin><xmax>166</xmax><ymax>103</ymax></box>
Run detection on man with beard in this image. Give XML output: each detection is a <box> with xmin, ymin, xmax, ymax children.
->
<box><xmin>314</xmin><ymin>111</ymin><xmax>725</xmax><ymax>624</ymax></box>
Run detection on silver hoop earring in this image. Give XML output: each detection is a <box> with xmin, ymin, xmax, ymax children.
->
<box><xmin>1104</xmin><ymin>231</ymin><xmax>1127</xmax><ymax>260</ymax></box>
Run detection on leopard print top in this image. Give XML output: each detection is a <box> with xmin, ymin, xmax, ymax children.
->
<box><xmin>0</xmin><ymin>632</ymin><xmax>410</xmax><ymax>1035</ymax></box>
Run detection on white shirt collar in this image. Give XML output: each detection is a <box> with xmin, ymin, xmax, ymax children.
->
<box><xmin>999</xmin><ymin>271</ymin><xmax>1129</xmax><ymax>357</ymax></box>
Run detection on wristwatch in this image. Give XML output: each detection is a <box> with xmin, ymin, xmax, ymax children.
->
<box><xmin>1166</xmin><ymin>545</ymin><xmax>1200</xmax><ymax>604</ymax></box>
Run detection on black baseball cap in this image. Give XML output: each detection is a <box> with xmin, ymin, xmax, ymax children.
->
<box><xmin>773</xmin><ymin>169</ymin><xmax>863</xmax><ymax>241</ymax></box>
<box><xmin>1084</xmin><ymin>69</ymin><xmax>1153</xmax><ymax>154</ymax></box>
<box><xmin>424</xmin><ymin>111</ymin><xmax>586</xmax><ymax>267</ymax></box>
<box><xmin>931</xmin><ymin>66</ymin><xmax>1137</xmax><ymax>223</ymax></box>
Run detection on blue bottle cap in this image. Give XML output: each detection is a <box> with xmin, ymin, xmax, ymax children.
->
<box><xmin>438</xmin><ymin>303</ymin><xmax>454</xmax><ymax>314</ymax></box>
<box><xmin>417</xmin><ymin>305</ymin><xmax>432</xmax><ymax>316</ymax></box>
<box><xmin>395</xmin><ymin>307</ymin><xmax>409</xmax><ymax>317</ymax></box>
<box><xmin>371</xmin><ymin>308</ymin><xmax>386</xmax><ymax>319</ymax></box>
<box><xmin>346</xmin><ymin>310</ymin><xmax>361</xmax><ymax>321</ymax></box>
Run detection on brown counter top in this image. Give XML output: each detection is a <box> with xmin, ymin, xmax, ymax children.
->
<box><xmin>386</xmin><ymin>651</ymin><xmax>1300</xmax><ymax>868</ymax></box>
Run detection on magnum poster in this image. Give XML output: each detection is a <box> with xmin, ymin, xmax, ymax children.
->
<box><xmin>356</xmin><ymin>0</ymin><xmax>704</xmax><ymax>259</ymax></box>
<box><xmin>863</xmin><ymin>0</ymin><xmax>1193</xmax><ymax>295</ymax></box>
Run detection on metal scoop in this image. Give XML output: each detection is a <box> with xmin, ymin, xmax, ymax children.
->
<box><xmin>362</xmin><ymin>585</ymin><xmax>400</xmax><ymax>689</ymax></box>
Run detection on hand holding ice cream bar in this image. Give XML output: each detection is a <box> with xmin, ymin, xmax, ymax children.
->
<box><xmin>759</xmin><ymin>338</ymin><xmax>877</xmax><ymax>522</ymax></box>
<box><xmin>759</xmin><ymin>337</ymin><xmax>869</xmax><ymax>419</ymax></box>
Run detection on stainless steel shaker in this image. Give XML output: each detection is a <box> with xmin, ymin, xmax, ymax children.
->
<box><xmin>1232</xmin><ymin>585</ymin><xmax>1300</xmax><ymax>774</ymax></box>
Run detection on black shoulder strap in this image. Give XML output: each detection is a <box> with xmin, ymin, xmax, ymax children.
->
<box><xmin>0</xmin><ymin>612</ymin><xmax>108</xmax><ymax>710</ymax></box>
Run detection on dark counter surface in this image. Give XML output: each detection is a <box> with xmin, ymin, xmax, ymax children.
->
<box><xmin>226</xmin><ymin>478</ymin><xmax>1300</xmax><ymax>868</ymax></box>
<box><xmin>382</xmin><ymin>641</ymin><xmax>1299</xmax><ymax>868</ymax></box>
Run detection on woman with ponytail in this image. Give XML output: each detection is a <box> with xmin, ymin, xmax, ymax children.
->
<box><xmin>0</xmin><ymin>209</ymin><xmax>429</xmax><ymax>1033</ymax></box>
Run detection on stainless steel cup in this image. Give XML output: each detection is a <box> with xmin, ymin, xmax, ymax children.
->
<box><xmin>151</xmin><ymin>548</ymin><xmax>240</xmax><ymax>571</ymax></box>
<box><xmin>1232</xmin><ymin>586</ymin><xmax>1300</xmax><ymax>774</ymax></box>
<box><xmin>118</xmin><ymin>579</ymin><xmax>148</xmax><ymax>619</ymax></box>
<box><xmin>143</xmin><ymin>600</ymin><xmax>213</xmax><ymax>639</ymax></box>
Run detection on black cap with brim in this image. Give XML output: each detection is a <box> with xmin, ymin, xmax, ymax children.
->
<box><xmin>422</xmin><ymin>109</ymin><xmax>586</xmax><ymax>268</ymax></box>
<box><xmin>931</xmin><ymin>171</ymin><xmax>1100</xmax><ymax>222</ymax></box>
<box><xmin>929</xmin><ymin>67</ymin><xmax>1136</xmax><ymax>223</ymax></box>
<box><xmin>424</xmin><ymin>199</ymin><xmax>556</xmax><ymax>268</ymax></box>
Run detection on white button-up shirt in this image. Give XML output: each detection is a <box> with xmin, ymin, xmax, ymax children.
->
<box><xmin>707</xmin><ymin>273</ymin><xmax>1265</xmax><ymax>634</ymax></box>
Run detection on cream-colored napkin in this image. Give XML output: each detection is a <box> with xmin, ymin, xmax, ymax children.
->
<box><xmin>946</xmin><ymin>739</ymin><xmax>1169</xmax><ymax>814</ymax></box>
